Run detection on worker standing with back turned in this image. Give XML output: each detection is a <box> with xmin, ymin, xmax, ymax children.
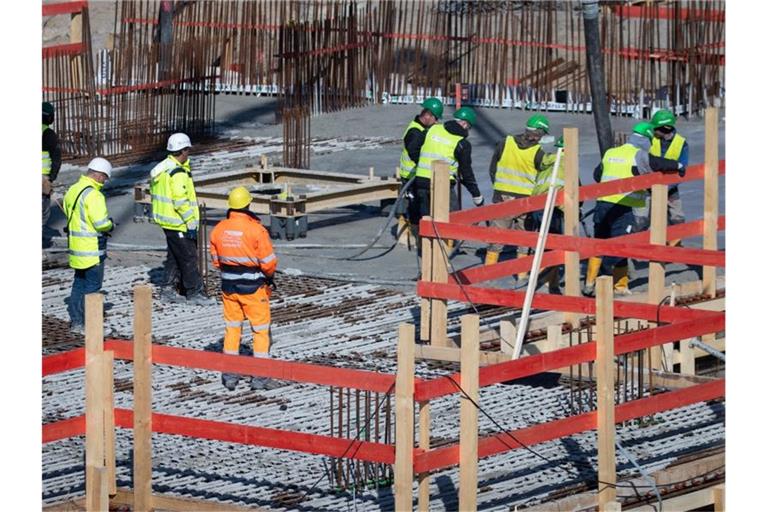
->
<box><xmin>63</xmin><ymin>158</ymin><xmax>114</xmax><ymax>333</ymax></box>
<box><xmin>411</xmin><ymin>107</ymin><xmax>484</xmax><ymax>242</ymax></box>
<box><xmin>42</xmin><ymin>102</ymin><xmax>62</xmax><ymax>232</ymax></box>
<box><xmin>485</xmin><ymin>114</ymin><xmax>551</xmax><ymax>281</ymax></box>
<box><xmin>149</xmin><ymin>133</ymin><xmax>214</xmax><ymax>305</ymax></box>
<box><xmin>398</xmin><ymin>98</ymin><xmax>443</xmax><ymax>238</ymax></box>
<box><xmin>210</xmin><ymin>187</ymin><xmax>278</xmax><ymax>391</ymax></box>
<box><xmin>650</xmin><ymin>109</ymin><xmax>689</xmax><ymax>247</ymax></box>
<box><xmin>583</xmin><ymin>122</ymin><xmax>682</xmax><ymax>296</ymax></box>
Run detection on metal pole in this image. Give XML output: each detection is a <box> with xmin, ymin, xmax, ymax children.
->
<box><xmin>582</xmin><ymin>0</ymin><xmax>613</xmax><ymax>156</ymax></box>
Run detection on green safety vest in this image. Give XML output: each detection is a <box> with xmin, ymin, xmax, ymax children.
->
<box><xmin>532</xmin><ymin>151</ymin><xmax>566</xmax><ymax>210</ymax></box>
<box><xmin>650</xmin><ymin>133</ymin><xmax>686</xmax><ymax>161</ymax></box>
<box><xmin>63</xmin><ymin>175</ymin><xmax>113</xmax><ymax>269</ymax></box>
<box><xmin>414</xmin><ymin>124</ymin><xmax>462</xmax><ymax>181</ymax></box>
<box><xmin>399</xmin><ymin>120</ymin><xmax>426</xmax><ymax>179</ymax></box>
<box><xmin>597</xmin><ymin>144</ymin><xmax>646</xmax><ymax>208</ymax></box>
<box><xmin>149</xmin><ymin>155</ymin><xmax>200</xmax><ymax>232</ymax></box>
<box><xmin>42</xmin><ymin>124</ymin><xmax>52</xmax><ymax>176</ymax></box>
<box><xmin>493</xmin><ymin>136</ymin><xmax>540</xmax><ymax>195</ymax></box>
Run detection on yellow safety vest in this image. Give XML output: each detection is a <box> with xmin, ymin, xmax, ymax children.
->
<box><xmin>42</xmin><ymin>124</ymin><xmax>52</xmax><ymax>176</ymax></box>
<box><xmin>533</xmin><ymin>151</ymin><xmax>566</xmax><ymax>210</ymax></box>
<box><xmin>598</xmin><ymin>144</ymin><xmax>646</xmax><ymax>208</ymax></box>
<box><xmin>493</xmin><ymin>136</ymin><xmax>540</xmax><ymax>195</ymax></box>
<box><xmin>650</xmin><ymin>133</ymin><xmax>686</xmax><ymax>161</ymax></box>
<box><xmin>414</xmin><ymin>124</ymin><xmax>462</xmax><ymax>181</ymax></box>
<box><xmin>149</xmin><ymin>155</ymin><xmax>200</xmax><ymax>232</ymax></box>
<box><xmin>63</xmin><ymin>175</ymin><xmax>113</xmax><ymax>269</ymax></box>
<box><xmin>399</xmin><ymin>120</ymin><xmax>426</xmax><ymax>179</ymax></box>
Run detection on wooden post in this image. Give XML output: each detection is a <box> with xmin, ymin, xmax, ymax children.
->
<box><xmin>133</xmin><ymin>286</ymin><xmax>153</xmax><ymax>512</ymax></box>
<box><xmin>499</xmin><ymin>319</ymin><xmax>517</xmax><ymax>355</ymax></box>
<box><xmin>703</xmin><ymin>107</ymin><xmax>719</xmax><ymax>299</ymax></box>
<box><xmin>546</xmin><ymin>325</ymin><xmax>562</xmax><ymax>353</ymax></box>
<box><xmin>417</xmin><ymin>400</ymin><xmax>430</xmax><ymax>512</ymax></box>
<box><xmin>103</xmin><ymin>350</ymin><xmax>117</xmax><ymax>496</ymax></box>
<box><xmin>713</xmin><ymin>484</ymin><xmax>725</xmax><ymax>512</ymax></box>
<box><xmin>70</xmin><ymin>9</ymin><xmax>83</xmax><ymax>89</ymax></box>
<box><xmin>93</xmin><ymin>466</ymin><xmax>109</xmax><ymax>511</ymax></box>
<box><xmin>419</xmin><ymin>219</ymin><xmax>433</xmax><ymax>343</ymax></box>
<box><xmin>394</xmin><ymin>324</ymin><xmax>416</xmax><ymax>512</ymax></box>
<box><xmin>369</xmin><ymin>166</ymin><xmax>375</xmax><ymax>180</ymax></box>
<box><xmin>563</xmin><ymin>127</ymin><xmax>581</xmax><ymax>328</ymax></box>
<box><xmin>604</xmin><ymin>501</ymin><xmax>621</xmax><ymax>512</ymax></box>
<box><xmin>260</xmin><ymin>154</ymin><xmax>268</xmax><ymax>169</ymax></box>
<box><xmin>648</xmin><ymin>184</ymin><xmax>669</xmax><ymax>372</ymax></box>
<box><xmin>85</xmin><ymin>294</ymin><xmax>105</xmax><ymax>512</ymax></box>
<box><xmin>429</xmin><ymin>161</ymin><xmax>451</xmax><ymax>347</ymax></box>
<box><xmin>459</xmin><ymin>315</ymin><xmax>480</xmax><ymax>512</ymax></box>
<box><xmin>596</xmin><ymin>277</ymin><xmax>616</xmax><ymax>509</ymax></box>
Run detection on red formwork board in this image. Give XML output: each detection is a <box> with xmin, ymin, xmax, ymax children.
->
<box><xmin>42</xmin><ymin>1</ymin><xmax>87</xmax><ymax>17</ymax></box>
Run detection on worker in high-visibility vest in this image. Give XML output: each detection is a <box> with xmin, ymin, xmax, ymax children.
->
<box><xmin>149</xmin><ymin>133</ymin><xmax>214</xmax><ymax>305</ymax></box>
<box><xmin>485</xmin><ymin>114</ymin><xmax>551</xmax><ymax>280</ymax></box>
<box><xmin>210</xmin><ymin>187</ymin><xmax>278</xmax><ymax>391</ymax></box>
<box><xmin>411</xmin><ymin>107</ymin><xmax>484</xmax><ymax>242</ymax></box>
<box><xmin>63</xmin><ymin>158</ymin><xmax>114</xmax><ymax>333</ymax></box>
<box><xmin>398</xmin><ymin>98</ymin><xmax>444</xmax><ymax>239</ymax></box>
<box><xmin>583</xmin><ymin>122</ymin><xmax>682</xmax><ymax>296</ymax></box>
<box><xmin>42</xmin><ymin>102</ymin><xmax>62</xmax><ymax>232</ymax></box>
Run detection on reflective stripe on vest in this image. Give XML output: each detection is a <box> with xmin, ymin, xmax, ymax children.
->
<box><xmin>650</xmin><ymin>133</ymin><xmax>686</xmax><ymax>162</ymax></box>
<box><xmin>414</xmin><ymin>124</ymin><xmax>461</xmax><ymax>180</ymax></box>
<box><xmin>220</xmin><ymin>264</ymin><xmax>266</xmax><ymax>294</ymax></box>
<box><xmin>598</xmin><ymin>144</ymin><xmax>646</xmax><ymax>208</ymax></box>
<box><xmin>149</xmin><ymin>156</ymin><xmax>199</xmax><ymax>232</ymax></box>
<box><xmin>531</xmin><ymin>153</ymin><xmax>565</xmax><ymax>197</ymax></box>
<box><xmin>64</xmin><ymin>176</ymin><xmax>110</xmax><ymax>269</ymax></box>
<box><xmin>493</xmin><ymin>136</ymin><xmax>540</xmax><ymax>195</ymax></box>
<box><xmin>42</xmin><ymin>124</ymin><xmax>52</xmax><ymax>175</ymax></box>
<box><xmin>399</xmin><ymin>120</ymin><xmax>426</xmax><ymax>179</ymax></box>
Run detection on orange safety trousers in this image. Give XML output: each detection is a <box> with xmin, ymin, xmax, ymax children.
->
<box><xmin>222</xmin><ymin>286</ymin><xmax>271</xmax><ymax>356</ymax></box>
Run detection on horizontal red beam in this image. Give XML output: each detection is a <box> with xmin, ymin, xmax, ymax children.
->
<box><xmin>450</xmin><ymin>161</ymin><xmax>725</xmax><ymax>225</ymax></box>
<box><xmin>113</xmin><ymin>409</ymin><xmax>394</xmax><ymax>464</ymax></box>
<box><xmin>415</xmin><ymin>313</ymin><xmax>724</xmax><ymax>402</ymax></box>
<box><xmin>42</xmin><ymin>348</ymin><xmax>85</xmax><ymax>376</ymax></box>
<box><xmin>415</xmin><ymin>379</ymin><xmax>724</xmax><ymax>473</ymax></box>
<box><xmin>418</xmin><ymin>281</ymin><xmax>720</xmax><ymax>324</ymax></box>
<box><xmin>96</xmin><ymin>75</ymin><xmax>219</xmax><ymax>96</ymax></box>
<box><xmin>423</xmin><ymin>221</ymin><xmax>724</xmax><ymax>268</ymax></box>
<box><xmin>42</xmin><ymin>42</ymin><xmax>86</xmax><ymax>59</ymax></box>
<box><xmin>42</xmin><ymin>1</ymin><xmax>87</xmax><ymax>17</ymax></box>
<box><xmin>42</xmin><ymin>415</ymin><xmax>85</xmax><ymax>443</ymax></box>
<box><xmin>611</xmin><ymin>5</ymin><xmax>725</xmax><ymax>23</ymax></box>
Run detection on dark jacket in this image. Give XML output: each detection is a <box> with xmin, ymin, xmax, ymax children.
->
<box><xmin>43</xmin><ymin>126</ymin><xmax>62</xmax><ymax>182</ymax></box>
<box><xmin>403</xmin><ymin>116</ymin><xmax>429</xmax><ymax>165</ymax></box>
<box><xmin>414</xmin><ymin>120</ymin><xmax>481</xmax><ymax>198</ymax></box>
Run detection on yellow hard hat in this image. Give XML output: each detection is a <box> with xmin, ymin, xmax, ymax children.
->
<box><xmin>228</xmin><ymin>186</ymin><xmax>252</xmax><ymax>209</ymax></box>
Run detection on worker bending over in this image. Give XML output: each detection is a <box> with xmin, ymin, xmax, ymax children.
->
<box><xmin>584</xmin><ymin>122</ymin><xmax>682</xmax><ymax>296</ymax></box>
<box><xmin>485</xmin><ymin>114</ymin><xmax>551</xmax><ymax>281</ymax></box>
<box><xmin>210</xmin><ymin>187</ymin><xmax>278</xmax><ymax>391</ymax></box>
<box><xmin>411</xmin><ymin>107</ymin><xmax>484</xmax><ymax>243</ymax></box>
<box><xmin>63</xmin><ymin>158</ymin><xmax>114</xmax><ymax>333</ymax></box>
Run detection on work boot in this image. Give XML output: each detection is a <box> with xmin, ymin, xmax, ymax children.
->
<box><xmin>582</xmin><ymin>283</ymin><xmax>595</xmax><ymax>297</ymax></box>
<box><xmin>70</xmin><ymin>323</ymin><xmax>85</xmax><ymax>335</ymax></box>
<box><xmin>250</xmin><ymin>376</ymin><xmax>280</xmax><ymax>391</ymax></box>
<box><xmin>585</xmin><ymin>256</ymin><xmax>602</xmax><ymax>290</ymax></box>
<box><xmin>160</xmin><ymin>287</ymin><xmax>185</xmax><ymax>303</ymax></box>
<box><xmin>484</xmin><ymin>250</ymin><xmax>500</xmax><ymax>266</ymax></box>
<box><xmin>613</xmin><ymin>265</ymin><xmax>631</xmax><ymax>295</ymax></box>
<box><xmin>186</xmin><ymin>293</ymin><xmax>216</xmax><ymax>306</ymax></box>
<box><xmin>516</xmin><ymin>250</ymin><xmax>530</xmax><ymax>281</ymax></box>
<box><xmin>221</xmin><ymin>373</ymin><xmax>240</xmax><ymax>391</ymax></box>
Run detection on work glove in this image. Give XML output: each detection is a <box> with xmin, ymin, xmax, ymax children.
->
<box><xmin>107</xmin><ymin>218</ymin><xmax>115</xmax><ymax>233</ymax></box>
<box><xmin>186</xmin><ymin>229</ymin><xmax>198</xmax><ymax>241</ymax></box>
<box><xmin>677</xmin><ymin>162</ymin><xmax>686</xmax><ymax>178</ymax></box>
<box><xmin>472</xmin><ymin>195</ymin><xmax>485</xmax><ymax>207</ymax></box>
<box><xmin>266</xmin><ymin>274</ymin><xmax>277</xmax><ymax>291</ymax></box>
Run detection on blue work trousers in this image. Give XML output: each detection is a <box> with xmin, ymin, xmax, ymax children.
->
<box><xmin>67</xmin><ymin>263</ymin><xmax>105</xmax><ymax>327</ymax></box>
<box><xmin>593</xmin><ymin>201</ymin><xmax>635</xmax><ymax>275</ymax></box>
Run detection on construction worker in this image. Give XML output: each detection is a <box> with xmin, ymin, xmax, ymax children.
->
<box><xmin>529</xmin><ymin>136</ymin><xmax>566</xmax><ymax>294</ymax></box>
<box><xmin>63</xmin><ymin>158</ymin><xmax>114</xmax><ymax>333</ymax></box>
<box><xmin>210</xmin><ymin>187</ymin><xmax>278</xmax><ymax>391</ymax></box>
<box><xmin>583</xmin><ymin>122</ymin><xmax>683</xmax><ymax>296</ymax></box>
<box><xmin>649</xmin><ymin>109</ymin><xmax>689</xmax><ymax>246</ymax></box>
<box><xmin>399</xmin><ymin>98</ymin><xmax>444</xmax><ymax>238</ymax></box>
<box><xmin>485</xmin><ymin>114</ymin><xmax>551</xmax><ymax>280</ymax></box>
<box><xmin>149</xmin><ymin>133</ymin><xmax>214</xmax><ymax>305</ymax></box>
<box><xmin>42</xmin><ymin>102</ymin><xmax>62</xmax><ymax>231</ymax></box>
<box><xmin>411</xmin><ymin>107</ymin><xmax>484</xmax><ymax>240</ymax></box>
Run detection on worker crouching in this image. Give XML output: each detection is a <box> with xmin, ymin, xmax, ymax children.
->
<box><xmin>210</xmin><ymin>187</ymin><xmax>278</xmax><ymax>391</ymax></box>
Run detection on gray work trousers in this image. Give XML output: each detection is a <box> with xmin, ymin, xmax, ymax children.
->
<box><xmin>632</xmin><ymin>186</ymin><xmax>685</xmax><ymax>232</ymax></box>
<box><xmin>43</xmin><ymin>194</ymin><xmax>51</xmax><ymax>227</ymax></box>
<box><xmin>487</xmin><ymin>190</ymin><xmax>530</xmax><ymax>254</ymax></box>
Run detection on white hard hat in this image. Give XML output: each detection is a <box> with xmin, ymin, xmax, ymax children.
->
<box><xmin>167</xmin><ymin>133</ymin><xmax>192</xmax><ymax>152</ymax></box>
<box><xmin>88</xmin><ymin>157</ymin><xmax>112</xmax><ymax>178</ymax></box>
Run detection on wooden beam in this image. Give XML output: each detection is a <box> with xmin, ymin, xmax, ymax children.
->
<box><xmin>604</xmin><ymin>502</ymin><xmax>621</xmax><ymax>511</ymax></box>
<box><xmin>417</xmin><ymin>400</ymin><xmax>430</xmax><ymax>512</ymax></box>
<box><xmin>395</xmin><ymin>323</ymin><xmax>415</xmax><ymax>511</ymax></box>
<box><xmin>499</xmin><ymin>319</ymin><xmax>516</xmax><ymax>355</ymax></box>
<box><xmin>84</xmin><ymin>294</ymin><xmax>105</xmax><ymax>512</ymax></box>
<box><xmin>713</xmin><ymin>483</ymin><xmax>725</xmax><ymax>512</ymax></box>
<box><xmin>703</xmin><ymin>107</ymin><xmax>719</xmax><ymax>299</ymax></box>
<box><xmin>430</xmin><ymin>162</ymin><xmax>451</xmax><ymax>347</ymax></box>
<box><xmin>459</xmin><ymin>315</ymin><xmax>480</xmax><ymax>512</ymax></box>
<box><xmin>596</xmin><ymin>277</ymin><xmax>616</xmax><ymax>509</ymax></box>
<box><xmin>649</xmin><ymin>183</ymin><xmax>669</xmax><ymax>372</ymax></box>
<box><xmin>133</xmin><ymin>286</ymin><xmax>153</xmax><ymax>512</ymax></box>
<box><xmin>103</xmin><ymin>350</ymin><xmax>117</xmax><ymax>496</ymax></box>
<box><xmin>420</xmin><ymin>219</ymin><xmax>433</xmax><ymax>343</ymax></box>
<box><xmin>563</xmin><ymin>127</ymin><xmax>580</xmax><ymax>328</ymax></box>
